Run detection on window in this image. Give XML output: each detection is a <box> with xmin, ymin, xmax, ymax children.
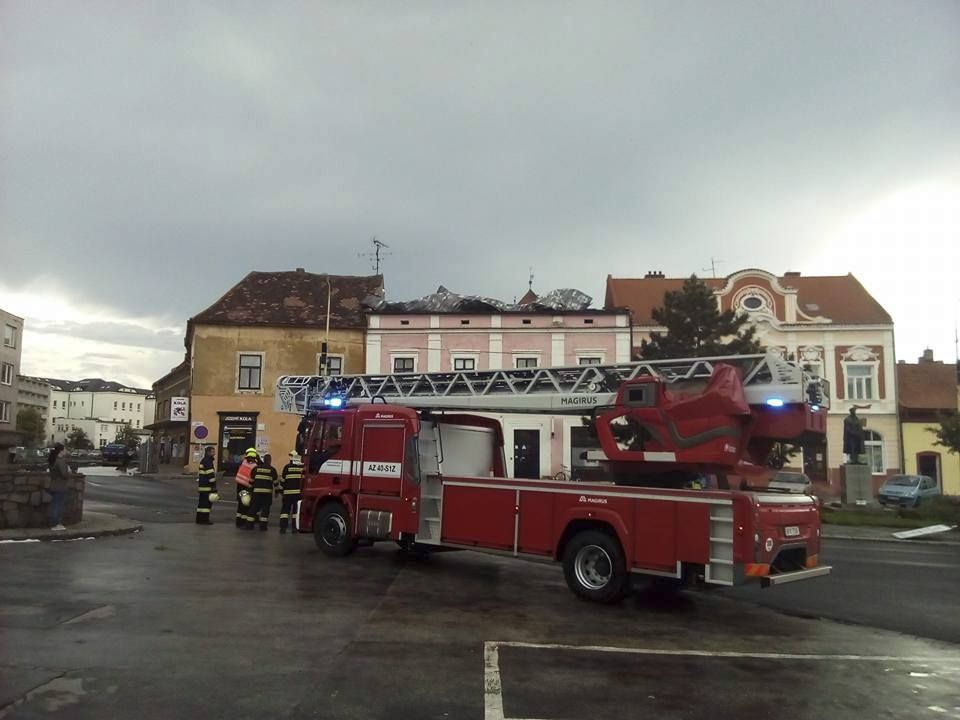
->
<box><xmin>454</xmin><ymin>357</ymin><xmax>476</xmax><ymax>371</ymax></box>
<box><xmin>114</xmin><ymin>401</ymin><xmax>117</xmax><ymax>409</ymax></box>
<box><xmin>400</xmin><ymin>320</ymin><xmax>410</xmax><ymax>326</ymax></box>
<box><xmin>460</xmin><ymin>319</ymin><xmax>470</xmax><ymax>325</ymax></box>
<box><xmin>136</xmin><ymin>420</ymin><xmax>140</xmax><ymax>428</ymax></box>
<box><xmin>864</xmin><ymin>430</ymin><xmax>884</xmax><ymax>474</ymax></box>
<box><xmin>137</xmin><ymin>403</ymin><xmax>141</xmax><ymax>412</ymax></box>
<box><xmin>845</xmin><ymin>364</ymin><xmax>876</xmax><ymax>400</ymax></box>
<box><xmin>516</xmin><ymin>357</ymin><xmax>538</xmax><ymax>369</ymax></box>
<box><xmin>583</xmin><ymin>318</ymin><xmax>594</xmax><ymax>325</ymax></box>
<box><xmin>318</xmin><ymin>354</ymin><xmax>344</xmax><ymax>375</ymax></box>
<box><xmin>742</xmin><ymin>296</ymin><xmax>764</xmax><ymax>310</ymax></box>
<box><xmin>100</xmin><ymin>439</ymin><xmax>107</xmax><ymax>448</ymax></box>
<box><xmin>309</xmin><ymin>417</ymin><xmax>345</xmax><ymax>472</ymax></box>
<box><xmin>52</xmin><ymin>400</ymin><xmax>57</xmax><ymax>409</ymax></box>
<box><xmin>522</xmin><ymin>319</ymin><xmax>532</xmax><ymax>325</ymax></box>
<box><xmin>3</xmin><ymin>324</ymin><xmax>16</xmax><ymax>348</ymax></box>
<box><xmin>578</xmin><ymin>357</ymin><xmax>602</xmax><ymax>366</ymax></box>
<box><xmin>0</xmin><ymin>400</ymin><xmax>9</xmax><ymax>423</ymax></box>
<box><xmin>238</xmin><ymin>353</ymin><xmax>263</xmax><ymax>390</ymax></box>
<box><xmin>122</xmin><ymin>402</ymin><xmax>126</xmax><ymax>410</ymax></box>
<box><xmin>394</xmin><ymin>357</ymin><xmax>415</xmax><ymax>373</ymax></box>
<box><xmin>0</xmin><ymin>362</ymin><xmax>12</xmax><ymax>385</ymax></box>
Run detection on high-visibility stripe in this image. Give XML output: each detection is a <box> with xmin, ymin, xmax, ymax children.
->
<box><xmin>744</xmin><ymin>563</ymin><xmax>770</xmax><ymax>577</ymax></box>
<box><xmin>197</xmin><ymin>487</ymin><xmax>214</xmax><ymax>493</ymax></box>
<box><xmin>199</xmin><ymin>470</ymin><xmax>216</xmax><ymax>477</ymax></box>
<box><xmin>196</xmin><ymin>508</ymin><xmax>211</xmax><ymax>513</ymax></box>
<box><xmin>252</xmin><ymin>488</ymin><xmax>273</xmax><ymax>493</ymax></box>
<box><xmin>283</xmin><ymin>490</ymin><xmax>300</xmax><ymax>495</ymax></box>
<box><xmin>280</xmin><ymin>513</ymin><xmax>289</xmax><ymax>519</ymax></box>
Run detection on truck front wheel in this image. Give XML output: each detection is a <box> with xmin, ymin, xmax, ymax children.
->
<box><xmin>314</xmin><ymin>502</ymin><xmax>355</xmax><ymax>557</ymax></box>
<box><xmin>562</xmin><ymin>530</ymin><xmax>627</xmax><ymax>603</ymax></box>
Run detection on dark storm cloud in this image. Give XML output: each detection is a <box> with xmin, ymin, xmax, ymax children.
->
<box><xmin>2</xmin><ymin>2</ymin><xmax>959</xmax><ymax>369</ymax></box>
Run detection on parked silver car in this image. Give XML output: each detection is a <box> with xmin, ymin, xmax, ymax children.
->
<box><xmin>878</xmin><ymin>474</ymin><xmax>939</xmax><ymax>507</ymax></box>
<box><xmin>768</xmin><ymin>471</ymin><xmax>813</xmax><ymax>494</ymax></box>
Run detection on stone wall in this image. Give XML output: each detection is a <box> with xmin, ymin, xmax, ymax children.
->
<box><xmin>0</xmin><ymin>469</ymin><xmax>85</xmax><ymax>529</ymax></box>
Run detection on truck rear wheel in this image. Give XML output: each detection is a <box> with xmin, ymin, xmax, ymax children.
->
<box><xmin>562</xmin><ymin>530</ymin><xmax>627</xmax><ymax>603</ymax></box>
<box><xmin>314</xmin><ymin>502</ymin><xmax>355</xmax><ymax>557</ymax></box>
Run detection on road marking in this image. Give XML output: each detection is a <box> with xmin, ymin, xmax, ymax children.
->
<box><xmin>482</xmin><ymin>640</ymin><xmax>960</xmax><ymax>720</ymax></box>
<box><xmin>838</xmin><ymin>558</ymin><xmax>959</xmax><ymax>570</ymax></box>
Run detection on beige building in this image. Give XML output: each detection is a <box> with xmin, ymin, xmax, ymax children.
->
<box><xmin>897</xmin><ymin>351</ymin><xmax>959</xmax><ymax>496</ymax></box>
<box><xmin>606</xmin><ymin>269</ymin><xmax>899</xmax><ymax>495</ymax></box>
<box><xmin>1</xmin><ymin>310</ymin><xmax>25</xmax><ymax>459</ymax></box>
<box><xmin>16</xmin><ymin>375</ymin><xmax>50</xmax><ymax>444</ymax></box>
<box><xmin>173</xmin><ymin>269</ymin><xmax>381</xmax><ymax>474</ymax></box>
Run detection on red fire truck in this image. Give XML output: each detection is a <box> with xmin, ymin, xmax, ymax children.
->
<box><xmin>276</xmin><ymin>354</ymin><xmax>831</xmax><ymax>603</ymax></box>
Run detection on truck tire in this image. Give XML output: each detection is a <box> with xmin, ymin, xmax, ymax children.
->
<box><xmin>314</xmin><ymin>502</ymin><xmax>355</xmax><ymax>557</ymax></box>
<box><xmin>562</xmin><ymin>530</ymin><xmax>627</xmax><ymax>603</ymax></box>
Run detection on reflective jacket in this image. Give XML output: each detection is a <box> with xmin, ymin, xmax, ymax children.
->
<box><xmin>235</xmin><ymin>459</ymin><xmax>256</xmax><ymax>487</ymax></box>
<box><xmin>280</xmin><ymin>462</ymin><xmax>303</xmax><ymax>495</ymax></box>
<box><xmin>197</xmin><ymin>455</ymin><xmax>216</xmax><ymax>491</ymax></box>
<box><xmin>252</xmin><ymin>465</ymin><xmax>278</xmax><ymax>494</ymax></box>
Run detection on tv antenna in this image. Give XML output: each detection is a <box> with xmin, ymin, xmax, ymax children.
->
<box><xmin>702</xmin><ymin>257</ymin><xmax>723</xmax><ymax>278</ymax></box>
<box><xmin>359</xmin><ymin>236</ymin><xmax>391</xmax><ymax>275</ymax></box>
<box><xmin>528</xmin><ymin>267</ymin><xmax>534</xmax><ymax>291</ymax></box>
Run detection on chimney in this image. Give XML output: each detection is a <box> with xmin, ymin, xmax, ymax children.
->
<box><xmin>295</xmin><ymin>267</ymin><xmax>305</xmax><ymax>273</ymax></box>
<box><xmin>920</xmin><ymin>349</ymin><xmax>934</xmax><ymax>363</ymax></box>
<box><xmin>645</xmin><ymin>271</ymin><xmax>665</xmax><ymax>279</ymax></box>
<box><xmin>784</xmin><ymin>271</ymin><xmax>801</xmax><ymax>277</ymax></box>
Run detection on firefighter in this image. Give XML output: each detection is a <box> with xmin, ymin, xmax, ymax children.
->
<box><xmin>248</xmin><ymin>453</ymin><xmax>278</xmax><ymax>531</ymax></box>
<box><xmin>235</xmin><ymin>448</ymin><xmax>258</xmax><ymax>528</ymax></box>
<box><xmin>277</xmin><ymin>451</ymin><xmax>304</xmax><ymax>534</ymax></box>
<box><xmin>195</xmin><ymin>446</ymin><xmax>217</xmax><ymax>524</ymax></box>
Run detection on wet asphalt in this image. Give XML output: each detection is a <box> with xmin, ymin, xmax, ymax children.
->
<box><xmin>1</xmin><ymin>471</ymin><xmax>959</xmax><ymax>719</ymax></box>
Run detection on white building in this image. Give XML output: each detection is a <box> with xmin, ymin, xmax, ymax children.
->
<box><xmin>46</xmin><ymin>378</ymin><xmax>154</xmax><ymax>446</ymax></box>
<box><xmin>50</xmin><ymin>418</ymin><xmax>130</xmax><ymax>448</ymax></box>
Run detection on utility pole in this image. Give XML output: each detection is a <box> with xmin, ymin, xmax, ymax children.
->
<box><xmin>358</xmin><ymin>236</ymin><xmax>391</xmax><ymax>275</ymax></box>
<box><xmin>321</xmin><ymin>276</ymin><xmax>331</xmax><ymax>376</ymax></box>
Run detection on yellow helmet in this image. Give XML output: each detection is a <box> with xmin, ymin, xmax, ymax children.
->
<box><xmin>209</xmin><ymin>492</ymin><xmax>220</xmax><ymax>502</ymax></box>
<box><xmin>239</xmin><ymin>489</ymin><xmax>252</xmax><ymax>507</ymax></box>
<box><xmin>244</xmin><ymin>448</ymin><xmax>258</xmax><ymax>459</ymax></box>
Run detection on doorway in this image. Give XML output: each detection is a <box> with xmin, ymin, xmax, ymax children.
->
<box><xmin>917</xmin><ymin>452</ymin><xmax>941</xmax><ymax>483</ymax></box>
<box><xmin>513</xmin><ymin>429</ymin><xmax>540</xmax><ymax>479</ymax></box>
<box><xmin>218</xmin><ymin>412</ymin><xmax>258</xmax><ymax>476</ymax></box>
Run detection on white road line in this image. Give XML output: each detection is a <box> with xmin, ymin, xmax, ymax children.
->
<box><xmin>484</xmin><ymin>642</ymin><xmax>505</xmax><ymax>720</ymax></box>
<box><xmin>484</xmin><ymin>640</ymin><xmax>960</xmax><ymax>720</ymax></box>
<box><xmin>838</xmin><ymin>558</ymin><xmax>959</xmax><ymax>570</ymax></box>
<box><xmin>494</xmin><ymin>641</ymin><xmax>960</xmax><ymax>662</ymax></box>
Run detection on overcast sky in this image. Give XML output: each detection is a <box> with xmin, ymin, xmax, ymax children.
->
<box><xmin>2</xmin><ymin>2</ymin><xmax>958</xmax><ymax>388</ymax></box>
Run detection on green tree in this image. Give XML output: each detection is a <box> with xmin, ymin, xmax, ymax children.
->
<box><xmin>65</xmin><ymin>427</ymin><xmax>93</xmax><ymax>450</ymax></box>
<box><xmin>640</xmin><ymin>275</ymin><xmax>763</xmax><ymax>359</ymax></box>
<box><xmin>16</xmin><ymin>407</ymin><xmax>45</xmax><ymax>447</ymax></box>
<box><xmin>115</xmin><ymin>423</ymin><xmax>141</xmax><ymax>448</ymax></box>
<box><xmin>931</xmin><ymin>413</ymin><xmax>960</xmax><ymax>454</ymax></box>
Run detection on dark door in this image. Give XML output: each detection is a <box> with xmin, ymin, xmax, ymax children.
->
<box><xmin>513</xmin><ymin>429</ymin><xmax>540</xmax><ymax>479</ymax></box>
<box><xmin>218</xmin><ymin>414</ymin><xmax>258</xmax><ymax>476</ymax></box>
<box><xmin>917</xmin><ymin>453</ymin><xmax>941</xmax><ymax>484</ymax></box>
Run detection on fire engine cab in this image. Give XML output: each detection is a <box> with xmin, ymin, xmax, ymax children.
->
<box><xmin>276</xmin><ymin>353</ymin><xmax>832</xmax><ymax>603</ymax></box>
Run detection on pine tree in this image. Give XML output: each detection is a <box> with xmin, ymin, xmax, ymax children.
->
<box><xmin>640</xmin><ymin>275</ymin><xmax>763</xmax><ymax>359</ymax></box>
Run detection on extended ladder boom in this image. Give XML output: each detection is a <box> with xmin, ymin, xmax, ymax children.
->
<box><xmin>275</xmin><ymin>353</ymin><xmax>829</xmax><ymax>415</ymax></box>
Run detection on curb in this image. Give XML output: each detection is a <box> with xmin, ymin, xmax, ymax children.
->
<box><xmin>0</xmin><ymin>514</ymin><xmax>143</xmax><ymax>543</ymax></box>
<box><xmin>823</xmin><ymin>533</ymin><xmax>960</xmax><ymax>546</ymax></box>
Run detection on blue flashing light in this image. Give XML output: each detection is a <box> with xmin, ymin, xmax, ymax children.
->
<box><xmin>325</xmin><ymin>397</ymin><xmax>344</xmax><ymax>408</ymax></box>
<box><xmin>766</xmin><ymin>398</ymin><xmax>785</xmax><ymax>408</ymax></box>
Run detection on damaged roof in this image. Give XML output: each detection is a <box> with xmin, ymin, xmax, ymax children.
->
<box><xmin>372</xmin><ymin>286</ymin><xmax>597</xmax><ymax>313</ymax></box>
<box><xmin>190</xmin><ymin>270</ymin><xmax>384</xmax><ymax>329</ymax></box>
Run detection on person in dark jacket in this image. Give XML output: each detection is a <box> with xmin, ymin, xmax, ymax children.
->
<box><xmin>277</xmin><ymin>451</ymin><xmax>304</xmax><ymax>534</ymax></box>
<box><xmin>47</xmin><ymin>443</ymin><xmax>70</xmax><ymax>530</ymax></box>
<box><xmin>196</xmin><ymin>446</ymin><xmax>217</xmax><ymax>525</ymax></box>
<box><xmin>248</xmin><ymin>454</ymin><xmax>278</xmax><ymax>531</ymax></box>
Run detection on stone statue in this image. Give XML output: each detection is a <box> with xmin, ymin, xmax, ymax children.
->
<box><xmin>843</xmin><ymin>407</ymin><xmax>865</xmax><ymax>464</ymax></box>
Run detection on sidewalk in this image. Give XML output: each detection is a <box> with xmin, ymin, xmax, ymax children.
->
<box><xmin>0</xmin><ymin>511</ymin><xmax>142</xmax><ymax>543</ymax></box>
<box><xmin>823</xmin><ymin>523</ymin><xmax>960</xmax><ymax>545</ymax></box>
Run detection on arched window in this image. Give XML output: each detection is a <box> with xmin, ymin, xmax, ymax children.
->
<box><xmin>864</xmin><ymin>430</ymin><xmax>884</xmax><ymax>474</ymax></box>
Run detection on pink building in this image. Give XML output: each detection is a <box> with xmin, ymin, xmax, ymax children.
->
<box><xmin>365</xmin><ymin>288</ymin><xmax>631</xmax><ymax>480</ymax></box>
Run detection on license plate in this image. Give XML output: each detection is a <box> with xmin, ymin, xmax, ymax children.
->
<box><xmin>784</xmin><ymin>526</ymin><xmax>800</xmax><ymax>538</ymax></box>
